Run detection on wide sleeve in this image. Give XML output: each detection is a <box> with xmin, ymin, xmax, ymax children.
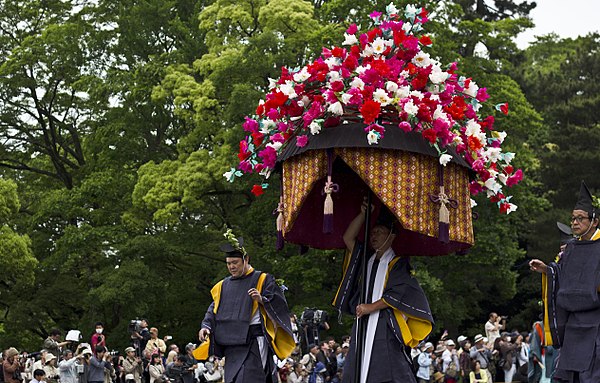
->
<box><xmin>542</xmin><ymin>262</ymin><xmax>564</xmax><ymax>347</ymax></box>
<box><xmin>332</xmin><ymin>243</ymin><xmax>364</xmax><ymax>315</ymax></box>
<box><xmin>258</xmin><ymin>273</ymin><xmax>295</xmax><ymax>359</ymax></box>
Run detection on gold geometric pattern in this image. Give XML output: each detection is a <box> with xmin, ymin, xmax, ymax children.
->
<box><xmin>336</xmin><ymin>148</ymin><xmax>474</xmax><ymax>245</ymax></box>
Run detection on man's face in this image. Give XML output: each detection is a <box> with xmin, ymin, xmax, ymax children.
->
<box><xmin>328</xmin><ymin>340</ymin><xmax>335</xmax><ymax>349</ymax></box>
<box><xmin>97</xmin><ymin>351</ymin><xmax>105</xmax><ymax>359</ymax></box>
<box><xmin>52</xmin><ymin>334</ymin><xmax>60</xmax><ymax>340</ymax></box>
<box><xmin>320</xmin><ymin>343</ymin><xmax>330</xmax><ymax>352</ymax></box>
<box><xmin>370</xmin><ymin>225</ymin><xmax>393</xmax><ymax>250</ymax></box>
<box><xmin>571</xmin><ymin>209</ymin><xmax>595</xmax><ymax>236</ymax></box>
<box><xmin>141</xmin><ymin>320</ymin><xmax>148</xmax><ymax>328</ymax></box>
<box><xmin>127</xmin><ymin>351</ymin><xmax>135</xmax><ymax>359</ymax></box>
<box><xmin>310</xmin><ymin>346</ymin><xmax>319</xmax><ymax>355</ymax></box>
<box><xmin>489</xmin><ymin>313</ymin><xmax>497</xmax><ymax>322</ymax></box>
<box><xmin>65</xmin><ymin>352</ymin><xmax>73</xmax><ymax>361</ymax></box>
<box><xmin>226</xmin><ymin>256</ymin><xmax>247</xmax><ymax>278</ymax></box>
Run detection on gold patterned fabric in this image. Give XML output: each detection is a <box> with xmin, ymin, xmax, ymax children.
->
<box><xmin>336</xmin><ymin>148</ymin><xmax>474</xmax><ymax>245</ymax></box>
<box><xmin>280</xmin><ymin>148</ymin><xmax>474</xmax><ymax>255</ymax></box>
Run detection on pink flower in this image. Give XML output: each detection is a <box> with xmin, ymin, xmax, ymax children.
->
<box><xmin>238</xmin><ymin>160</ymin><xmax>253</xmax><ymax>173</ymax></box>
<box><xmin>506</xmin><ymin>169</ymin><xmax>523</xmax><ymax>186</ymax></box>
<box><xmin>296</xmin><ymin>135</ymin><xmax>308</xmax><ymax>147</ymax></box>
<box><xmin>258</xmin><ymin>147</ymin><xmax>277</xmax><ymax>168</ymax></box>
<box><xmin>243</xmin><ymin>117</ymin><xmax>259</xmax><ymax>133</ymax></box>
<box><xmin>398</xmin><ymin>121</ymin><xmax>412</xmax><ymax>132</ymax></box>
<box><xmin>369</xmin><ymin>11</ymin><xmax>382</xmax><ymax>19</ymax></box>
<box><xmin>476</xmin><ymin>87</ymin><xmax>490</xmax><ymax>102</ymax></box>
<box><xmin>346</xmin><ymin>24</ymin><xmax>358</xmax><ymax>34</ymax></box>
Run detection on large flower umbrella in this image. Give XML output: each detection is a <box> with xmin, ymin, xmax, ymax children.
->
<box><xmin>226</xmin><ymin>3</ymin><xmax>523</xmax><ymax>380</ymax></box>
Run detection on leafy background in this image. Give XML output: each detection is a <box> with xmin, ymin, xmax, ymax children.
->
<box><xmin>0</xmin><ymin>0</ymin><xmax>598</xmax><ymax>350</ymax></box>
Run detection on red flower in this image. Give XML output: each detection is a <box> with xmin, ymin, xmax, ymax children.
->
<box><xmin>504</xmin><ymin>165</ymin><xmax>514</xmax><ymax>175</ymax></box>
<box><xmin>500</xmin><ymin>103</ymin><xmax>509</xmax><ymax>115</ymax></box>
<box><xmin>419</xmin><ymin>35</ymin><xmax>432</xmax><ymax>46</ymax></box>
<box><xmin>360</xmin><ymin>100</ymin><xmax>381</xmax><ymax>125</ymax></box>
<box><xmin>331</xmin><ymin>47</ymin><xmax>345</xmax><ymax>58</ymax></box>
<box><xmin>422</xmin><ymin>129</ymin><xmax>437</xmax><ymax>144</ymax></box>
<box><xmin>330</xmin><ymin>81</ymin><xmax>345</xmax><ymax>92</ymax></box>
<box><xmin>251</xmin><ymin>132</ymin><xmax>264</xmax><ymax>147</ymax></box>
<box><xmin>467</xmin><ymin>136</ymin><xmax>483</xmax><ymax>151</ymax></box>
<box><xmin>251</xmin><ymin>185</ymin><xmax>264</xmax><ymax>196</ymax></box>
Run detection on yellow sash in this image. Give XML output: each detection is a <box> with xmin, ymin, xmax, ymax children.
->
<box><xmin>193</xmin><ymin>269</ymin><xmax>295</xmax><ymax>360</ymax></box>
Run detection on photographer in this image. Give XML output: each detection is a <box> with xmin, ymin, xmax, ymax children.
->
<box><xmin>300</xmin><ymin>308</ymin><xmax>330</xmax><ymax>349</ymax></box>
<box><xmin>59</xmin><ymin>350</ymin><xmax>82</xmax><ymax>383</ymax></box>
<box><xmin>484</xmin><ymin>313</ymin><xmax>506</xmax><ymax>347</ymax></box>
<box><xmin>122</xmin><ymin>348</ymin><xmax>142</xmax><ymax>383</ymax></box>
<box><xmin>3</xmin><ymin>348</ymin><xmax>22</xmax><ymax>383</ymax></box>
<box><xmin>143</xmin><ymin>329</ymin><xmax>166</xmax><ymax>356</ymax></box>
<box><xmin>131</xmin><ymin>320</ymin><xmax>150</xmax><ymax>355</ymax></box>
<box><xmin>88</xmin><ymin>347</ymin><xmax>113</xmax><ymax>383</ymax></box>
<box><xmin>44</xmin><ymin>330</ymin><xmax>70</xmax><ymax>359</ymax></box>
<box><xmin>42</xmin><ymin>354</ymin><xmax>59</xmax><ymax>383</ymax></box>
<box><xmin>165</xmin><ymin>356</ymin><xmax>191</xmax><ymax>383</ymax></box>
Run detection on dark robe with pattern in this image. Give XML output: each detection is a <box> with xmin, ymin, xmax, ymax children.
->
<box><xmin>201</xmin><ymin>269</ymin><xmax>294</xmax><ymax>383</ymax></box>
<box><xmin>333</xmin><ymin>244</ymin><xmax>433</xmax><ymax>383</ymax></box>
<box><xmin>544</xmin><ymin>236</ymin><xmax>600</xmax><ymax>383</ymax></box>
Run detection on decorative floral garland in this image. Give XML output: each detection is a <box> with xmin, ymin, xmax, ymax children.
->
<box><xmin>225</xmin><ymin>3</ymin><xmax>522</xmax><ymax>214</ymax></box>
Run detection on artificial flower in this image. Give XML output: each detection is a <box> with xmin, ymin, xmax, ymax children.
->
<box><xmin>439</xmin><ymin>153</ymin><xmax>452</xmax><ymax>166</ymax></box>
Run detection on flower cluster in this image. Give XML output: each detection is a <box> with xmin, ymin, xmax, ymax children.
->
<box><xmin>227</xmin><ymin>3</ymin><xmax>522</xmax><ymax>213</ymax></box>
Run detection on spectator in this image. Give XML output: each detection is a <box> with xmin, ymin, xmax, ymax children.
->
<box><xmin>29</xmin><ymin>369</ymin><xmax>45</xmax><ymax>383</ymax></box>
<box><xmin>3</xmin><ymin>348</ymin><xmax>22</xmax><ymax>383</ymax></box>
<box><xmin>495</xmin><ymin>334</ymin><xmax>517</xmax><ymax>383</ymax></box>
<box><xmin>165</xmin><ymin>356</ymin><xmax>189</xmax><ymax>383</ymax></box>
<box><xmin>148</xmin><ymin>354</ymin><xmax>164</xmax><ymax>383</ymax></box>
<box><xmin>132</xmin><ymin>320</ymin><xmax>151</xmax><ymax>354</ymax></box>
<box><xmin>122</xmin><ymin>347</ymin><xmax>142</xmax><ymax>383</ymax></box>
<box><xmin>484</xmin><ymin>313</ymin><xmax>505</xmax><ymax>347</ymax></box>
<box><xmin>416</xmin><ymin>342</ymin><xmax>435</xmax><ymax>383</ymax></box>
<box><xmin>287</xmin><ymin>362</ymin><xmax>307</xmax><ymax>383</ymax></box>
<box><xmin>441</xmin><ymin>340</ymin><xmax>460</xmax><ymax>383</ymax></box>
<box><xmin>300</xmin><ymin>344</ymin><xmax>318</xmax><ymax>374</ymax></box>
<box><xmin>42</xmin><ymin>354</ymin><xmax>59</xmax><ymax>383</ymax></box>
<box><xmin>470</xmin><ymin>334</ymin><xmax>493</xmax><ymax>382</ymax></box>
<box><xmin>309</xmin><ymin>362</ymin><xmax>327</xmax><ymax>383</ymax></box>
<box><xmin>91</xmin><ymin>323</ymin><xmax>107</xmax><ymax>352</ymax></box>
<box><xmin>165</xmin><ymin>345</ymin><xmax>178</xmax><ymax>366</ymax></box>
<box><xmin>181</xmin><ymin>344</ymin><xmax>197</xmax><ymax>383</ymax></box>
<box><xmin>88</xmin><ymin>346</ymin><xmax>113</xmax><ymax>383</ymax></box>
<box><xmin>336</xmin><ymin>343</ymin><xmax>348</xmax><ymax>373</ymax></box>
<box><xmin>144</xmin><ymin>328</ymin><xmax>166</xmax><ymax>356</ymax></box>
<box><xmin>43</xmin><ymin>330</ymin><xmax>70</xmax><ymax>360</ymax></box>
<box><xmin>469</xmin><ymin>360</ymin><xmax>489</xmax><ymax>383</ymax></box>
<box><xmin>59</xmin><ymin>350</ymin><xmax>81</xmax><ymax>383</ymax></box>
<box><xmin>459</xmin><ymin>341</ymin><xmax>473</xmax><ymax>380</ymax></box>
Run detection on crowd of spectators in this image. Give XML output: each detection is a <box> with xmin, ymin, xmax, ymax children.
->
<box><xmin>0</xmin><ymin>312</ymin><xmax>548</xmax><ymax>383</ymax></box>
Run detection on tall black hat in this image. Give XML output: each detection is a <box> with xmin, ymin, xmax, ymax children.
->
<box><xmin>220</xmin><ymin>229</ymin><xmax>246</xmax><ymax>258</ymax></box>
<box><xmin>574</xmin><ymin>181</ymin><xmax>596</xmax><ymax>218</ymax></box>
<box><xmin>375</xmin><ymin>204</ymin><xmax>398</xmax><ymax>233</ymax></box>
<box><xmin>556</xmin><ymin>222</ymin><xmax>573</xmax><ymax>245</ymax></box>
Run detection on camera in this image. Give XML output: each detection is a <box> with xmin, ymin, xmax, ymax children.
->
<box><xmin>110</xmin><ymin>350</ymin><xmax>120</xmax><ymax>356</ymax></box>
<box><xmin>300</xmin><ymin>308</ymin><xmax>328</xmax><ymax>326</ymax></box>
<box><xmin>128</xmin><ymin>320</ymin><xmax>142</xmax><ymax>334</ymax></box>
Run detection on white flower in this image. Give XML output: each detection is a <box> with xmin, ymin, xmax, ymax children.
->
<box><xmin>452</xmin><ymin>135</ymin><xmax>463</xmax><ymax>145</ymax></box>
<box><xmin>498</xmin><ymin>173</ymin><xmax>508</xmax><ymax>185</ymax></box>
<box><xmin>399</xmin><ymin>70</ymin><xmax>409</xmax><ymax>79</ymax></box>
<box><xmin>402</xmin><ymin>22</ymin><xmax>412</xmax><ymax>32</ymax></box>
<box><xmin>373</xmin><ymin>88</ymin><xmax>392</xmax><ymax>106</ymax></box>
<box><xmin>267</xmin><ymin>142</ymin><xmax>283</xmax><ymax>151</ymax></box>
<box><xmin>503</xmin><ymin>152</ymin><xmax>515</xmax><ymax>164</ymax></box>
<box><xmin>485</xmin><ymin>148</ymin><xmax>502</xmax><ymax>163</ymax></box>
<box><xmin>279</xmin><ymin>81</ymin><xmax>297</xmax><ymax>99</ymax></box>
<box><xmin>268</xmin><ymin>78</ymin><xmax>277</xmax><ymax>89</ymax></box>
<box><xmin>372</xmin><ymin>38</ymin><xmax>387</xmax><ymax>55</ymax></box>
<box><xmin>341</xmin><ymin>93</ymin><xmax>353</xmax><ymax>104</ymax></box>
<box><xmin>463</xmin><ymin>81</ymin><xmax>479</xmax><ymax>97</ymax></box>
<box><xmin>328</xmin><ymin>101</ymin><xmax>344</xmax><ymax>115</ymax></box>
<box><xmin>433</xmin><ymin>105</ymin><xmax>448</xmax><ymax>122</ymax></box>
<box><xmin>386</xmin><ymin>81</ymin><xmax>399</xmax><ymax>93</ymax></box>
<box><xmin>260</xmin><ymin>119</ymin><xmax>276</xmax><ymax>134</ymax></box>
<box><xmin>342</xmin><ymin>33</ymin><xmax>358</xmax><ymax>46</ymax></box>
<box><xmin>506</xmin><ymin>203</ymin><xmax>518</xmax><ymax>214</ymax></box>
<box><xmin>493</xmin><ymin>131</ymin><xmax>507</xmax><ymax>144</ymax></box>
<box><xmin>409</xmin><ymin>90</ymin><xmax>424</xmax><ymax>99</ymax></box>
<box><xmin>395</xmin><ymin>86</ymin><xmax>410</xmax><ymax>99</ymax></box>
<box><xmin>350</xmin><ymin>77</ymin><xmax>365</xmax><ymax>90</ymax></box>
<box><xmin>367</xmin><ymin>130</ymin><xmax>380</xmax><ymax>145</ymax></box>
<box><xmin>293</xmin><ymin>68</ymin><xmax>311</xmax><ymax>83</ymax></box>
<box><xmin>465</xmin><ymin>119</ymin><xmax>481</xmax><ymax>137</ymax></box>
<box><xmin>325</xmin><ymin>57</ymin><xmax>339</xmax><ymax>69</ymax></box>
<box><xmin>439</xmin><ymin>154</ymin><xmax>452</xmax><ymax>166</ymax></box>
<box><xmin>259</xmin><ymin>167</ymin><xmax>272</xmax><ymax>179</ymax></box>
<box><xmin>356</xmin><ymin>65</ymin><xmax>370</xmax><ymax>75</ymax></box>
<box><xmin>386</xmin><ymin>2</ymin><xmax>399</xmax><ymax>14</ymax></box>
<box><xmin>405</xmin><ymin>4</ymin><xmax>419</xmax><ymax>15</ymax></box>
<box><xmin>484</xmin><ymin>178</ymin><xmax>502</xmax><ymax>194</ymax></box>
<box><xmin>470</xmin><ymin>198</ymin><xmax>478</xmax><ymax>208</ymax></box>
<box><xmin>412</xmin><ymin>51</ymin><xmax>431</xmax><ymax>67</ymax></box>
<box><xmin>429</xmin><ymin>67</ymin><xmax>449</xmax><ymax>84</ymax></box>
<box><xmin>309</xmin><ymin>121</ymin><xmax>321</xmax><ymax>135</ymax></box>
<box><xmin>403</xmin><ymin>100</ymin><xmax>419</xmax><ymax>116</ymax></box>
<box><xmin>328</xmin><ymin>70</ymin><xmax>341</xmax><ymax>82</ymax></box>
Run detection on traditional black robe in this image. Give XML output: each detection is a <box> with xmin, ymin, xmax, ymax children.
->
<box><xmin>542</xmin><ymin>231</ymin><xmax>600</xmax><ymax>383</ymax></box>
<box><xmin>333</xmin><ymin>244</ymin><xmax>433</xmax><ymax>383</ymax></box>
<box><xmin>195</xmin><ymin>268</ymin><xmax>295</xmax><ymax>383</ymax></box>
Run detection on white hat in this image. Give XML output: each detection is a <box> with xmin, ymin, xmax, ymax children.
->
<box><xmin>422</xmin><ymin>342</ymin><xmax>434</xmax><ymax>351</ymax></box>
<box><xmin>474</xmin><ymin>334</ymin><xmax>484</xmax><ymax>343</ymax></box>
<box><xmin>457</xmin><ymin>335</ymin><xmax>467</xmax><ymax>343</ymax></box>
<box><xmin>445</xmin><ymin>339</ymin><xmax>455</xmax><ymax>346</ymax></box>
<box><xmin>81</xmin><ymin>348</ymin><xmax>93</xmax><ymax>356</ymax></box>
<box><xmin>45</xmin><ymin>353</ymin><xmax>56</xmax><ymax>362</ymax></box>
